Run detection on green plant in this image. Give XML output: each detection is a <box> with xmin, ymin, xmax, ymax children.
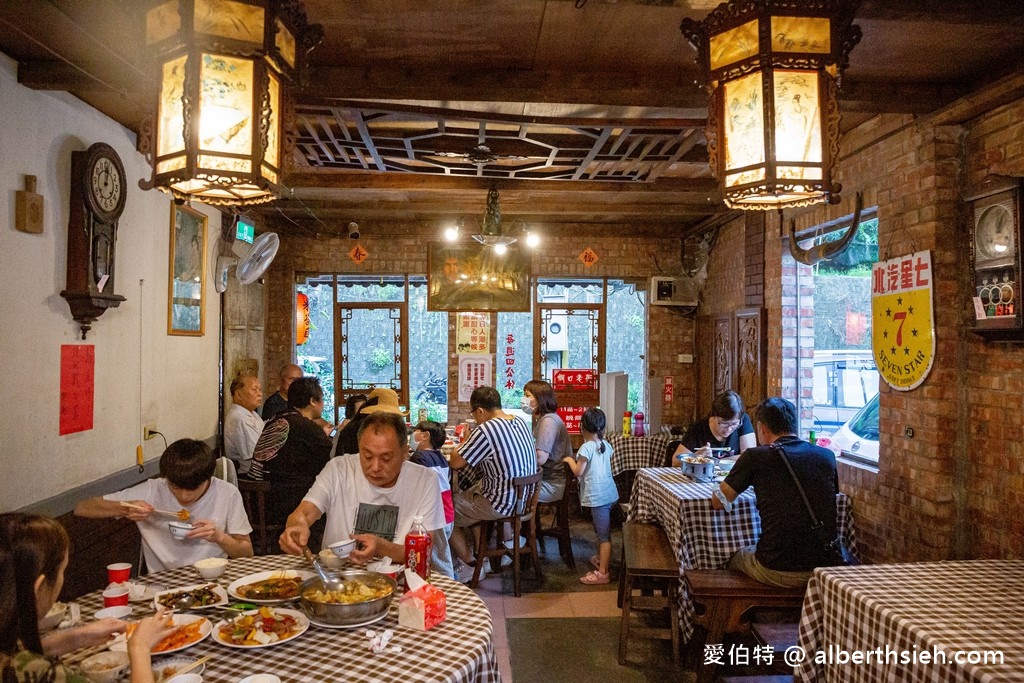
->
<box><xmin>369</xmin><ymin>346</ymin><xmax>393</xmax><ymax>369</ymax></box>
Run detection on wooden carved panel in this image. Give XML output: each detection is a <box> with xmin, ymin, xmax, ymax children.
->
<box><xmin>695</xmin><ymin>316</ymin><xmax>714</xmax><ymax>418</ymax></box>
<box><xmin>735</xmin><ymin>307</ymin><xmax>766</xmax><ymax>413</ymax></box>
<box><xmin>713</xmin><ymin>314</ymin><xmax>733</xmax><ymax>399</ymax></box>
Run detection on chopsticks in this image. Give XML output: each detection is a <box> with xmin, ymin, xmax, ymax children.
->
<box><xmin>120</xmin><ymin>501</ymin><xmax>190</xmax><ymax>519</ymax></box>
<box><xmin>170</xmin><ymin>655</ymin><xmax>209</xmax><ymax>677</ymax></box>
<box><xmin>70</xmin><ymin>641</ymin><xmax>113</xmax><ymax>662</ymax></box>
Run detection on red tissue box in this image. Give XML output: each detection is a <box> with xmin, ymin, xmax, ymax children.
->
<box><xmin>398</xmin><ymin>572</ymin><xmax>447</xmax><ymax>631</ymax></box>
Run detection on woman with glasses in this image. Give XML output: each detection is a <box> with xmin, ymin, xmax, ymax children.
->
<box><xmin>672</xmin><ymin>390</ymin><xmax>756</xmax><ymax>460</ymax></box>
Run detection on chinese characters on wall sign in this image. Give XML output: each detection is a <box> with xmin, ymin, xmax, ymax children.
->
<box><xmin>504</xmin><ymin>333</ymin><xmax>516</xmax><ymax>390</ymax></box>
<box><xmin>871</xmin><ymin>250</ymin><xmax>936</xmax><ymax>391</ymax></box>
<box><xmin>60</xmin><ymin>344</ymin><xmax>94</xmax><ymax>435</ymax></box>
<box><xmin>456</xmin><ymin>312</ymin><xmax>490</xmax><ymax>353</ymax></box>
<box><xmin>458</xmin><ymin>355</ymin><xmax>493</xmax><ymax>402</ymax></box>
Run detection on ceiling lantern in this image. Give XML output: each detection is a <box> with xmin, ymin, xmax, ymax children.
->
<box><xmin>296</xmin><ymin>291</ymin><xmax>310</xmax><ymax>345</ymax></box>
<box><xmin>140</xmin><ymin>0</ymin><xmax>321</xmax><ymax>206</ymax></box>
<box><xmin>681</xmin><ymin>0</ymin><xmax>861</xmax><ymax>210</ymax></box>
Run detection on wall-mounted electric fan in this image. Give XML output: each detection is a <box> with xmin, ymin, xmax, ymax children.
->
<box><xmin>214</xmin><ymin>232</ymin><xmax>280</xmax><ymax>293</ymax></box>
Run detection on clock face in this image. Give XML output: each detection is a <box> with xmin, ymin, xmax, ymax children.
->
<box><xmin>82</xmin><ymin>143</ymin><xmax>126</xmax><ymax>222</ymax></box>
<box><xmin>976</xmin><ymin>203</ymin><xmax>1015</xmax><ymax>262</ymax></box>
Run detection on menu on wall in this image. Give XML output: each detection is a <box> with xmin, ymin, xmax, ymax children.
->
<box><xmin>60</xmin><ymin>344</ymin><xmax>94</xmax><ymax>435</ymax></box>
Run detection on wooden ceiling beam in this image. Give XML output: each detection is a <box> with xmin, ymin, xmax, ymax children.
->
<box><xmin>280</xmin><ymin>171</ymin><xmax>718</xmax><ymax>194</ymax></box>
<box><xmin>301</xmin><ymin>66</ymin><xmax>708</xmax><ymax>109</ymax></box>
<box><xmin>838</xmin><ymin>79</ymin><xmax>968</xmax><ymax>114</ymax></box>
<box><xmin>262</xmin><ymin>216</ymin><xmax>701</xmax><ymax>238</ymax></box>
<box><xmin>854</xmin><ymin>0</ymin><xmax>1024</xmax><ymax>23</ymax></box>
<box><xmin>256</xmin><ymin>199</ymin><xmax>724</xmax><ymax>219</ymax></box>
<box><xmin>17</xmin><ymin>59</ymin><xmax>149</xmax><ymax>94</ymax></box>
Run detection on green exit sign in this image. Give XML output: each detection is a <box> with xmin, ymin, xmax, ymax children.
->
<box><xmin>235</xmin><ymin>217</ymin><xmax>255</xmax><ymax>244</ymax></box>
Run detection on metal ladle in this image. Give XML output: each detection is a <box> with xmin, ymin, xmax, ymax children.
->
<box><xmin>302</xmin><ymin>546</ymin><xmax>334</xmax><ymax>584</ymax></box>
<box><xmin>169</xmin><ymin>594</ymin><xmax>195</xmax><ymax>612</ymax></box>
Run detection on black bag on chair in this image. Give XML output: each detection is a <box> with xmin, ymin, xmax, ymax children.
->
<box><xmin>770</xmin><ymin>444</ymin><xmax>859</xmax><ymax>567</ymax></box>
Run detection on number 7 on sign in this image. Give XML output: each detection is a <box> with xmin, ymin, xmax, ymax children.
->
<box><xmin>892</xmin><ymin>311</ymin><xmax>907</xmax><ymax>346</ymax></box>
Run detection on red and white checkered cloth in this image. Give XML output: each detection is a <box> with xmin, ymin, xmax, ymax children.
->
<box><xmin>628</xmin><ymin>467</ymin><xmax>857</xmax><ymax>643</ymax></box>
<box><xmin>796</xmin><ymin>560</ymin><xmax>1024</xmax><ymax>683</ymax></box>
<box><xmin>66</xmin><ymin>555</ymin><xmax>500</xmax><ymax>683</ymax></box>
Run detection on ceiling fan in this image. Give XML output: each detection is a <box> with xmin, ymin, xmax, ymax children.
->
<box><xmin>434</xmin><ymin>144</ymin><xmax>528</xmax><ymax>165</ymax></box>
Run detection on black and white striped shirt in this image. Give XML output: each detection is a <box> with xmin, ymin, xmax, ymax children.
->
<box><xmin>459</xmin><ymin>415</ymin><xmax>537</xmax><ymax>516</ymax></box>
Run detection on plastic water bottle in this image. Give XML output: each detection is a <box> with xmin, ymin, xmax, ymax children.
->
<box><xmin>404</xmin><ymin>515</ymin><xmax>431</xmax><ymax>580</ymax></box>
<box><xmin>809</xmin><ymin>430</ymin><xmax>817</xmax><ymax>445</ymax></box>
<box><xmin>633</xmin><ymin>411</ymin><xmax>646</xmax><ymax>437</ymax></box>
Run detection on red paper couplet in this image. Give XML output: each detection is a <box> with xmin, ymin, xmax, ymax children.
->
<box><xmin>60</xmin><ymin>344</ymin><xmax>95</xmax><ymax>435</ymax></box>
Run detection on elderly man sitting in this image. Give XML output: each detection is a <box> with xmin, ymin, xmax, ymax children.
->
<box><xmin>224</xmin><ymin>374</ymin><xmax>263</xmax><ymax>475</ymax></box>
<box><xmin>279</xmin><ymin>411</ymin><xmax>453</xmax><ymax>578</ymax></box>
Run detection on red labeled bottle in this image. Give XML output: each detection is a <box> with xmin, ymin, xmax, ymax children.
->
<box><xmin>404</xmin><ymin>515</ymin><xmax>432</xmax><ymax>580</ymax></box>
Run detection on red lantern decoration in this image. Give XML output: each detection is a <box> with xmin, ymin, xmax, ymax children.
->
<box><xmin>296</xmin><ymin>292</ymin><xmax>310</xmax><ymax>345</ymax></box>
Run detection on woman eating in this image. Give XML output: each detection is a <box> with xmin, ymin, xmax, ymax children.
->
<box><xmin>0</xmin><ymin>512</ymin><xmax>174</xmax><ymax>683</ymax></box>
<box><xmin>672</xmin><ymin>390</ymin><xmax>756</xmax><ymax>461</ymax></box>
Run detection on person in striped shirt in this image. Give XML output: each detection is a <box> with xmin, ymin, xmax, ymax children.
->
<box><xmin>448</xmin><ymin>386</ymin><xmax>538</xmax><ymax>581</ymax></box>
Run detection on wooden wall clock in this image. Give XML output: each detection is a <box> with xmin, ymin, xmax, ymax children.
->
<box><xmin>60</xmin><ymin>142</ymin><xmax>127</xmax><ymax>339</ymax></box>
<box><xmin>967</xmin><ymin>176</ymin><xmax>1023</xmax><ymax>339</ymax></box>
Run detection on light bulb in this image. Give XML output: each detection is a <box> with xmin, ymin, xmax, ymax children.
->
<box><xmin>493</xmin><ymin>243</ymin><xmax>508</xmax><ymax>255</ymax></box>
<box><xmin>444</xmin><ymin>225</ymin><xmax>459</xmax><ymax>241</ymax></box>
<box><xmin>525</xmin><ymin>231</ymin><xmax>540</xmax><ymax>248</ymax></box>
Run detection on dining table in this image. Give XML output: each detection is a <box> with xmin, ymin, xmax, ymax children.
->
<box><xmin>794</xmin><ymin>559</ymin><xmax>1024</xmax><ymax>683</ymax></box>
<box><xmin>607</xmin><ymin>433</ymin><xmax>675</xmax><ymax>475</ymax></box>
<box><xmin>63</xmin><ymin>554</ymin><xmax>500</xmax><ymax>683</ymax></box>
<box><xmin>627</xmin><ymin>467</ymin><xmax>857</xmax><ymax>643</ymax></box>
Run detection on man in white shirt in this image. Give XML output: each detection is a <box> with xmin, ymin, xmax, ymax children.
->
<box><xmin>279</xmin><ymin>411</ymin><xmax>453</xmax><ymax>577</ymax></box>
<box><xmin>224</xmin><ymin>374</ymin><xmax>264</xmax><ymax>475</ymax></box>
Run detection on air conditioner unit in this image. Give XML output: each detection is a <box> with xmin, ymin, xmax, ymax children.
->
<box><xmin>650</xmin><ymin>276</ymin><xmax>698</xmax><ymax>307</ymax></box>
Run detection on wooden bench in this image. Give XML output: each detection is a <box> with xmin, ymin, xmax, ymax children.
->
<box><xmin>685</xmin><ymin>570</ymin><xmax>806</xmax><ymax>683</ymax></box>
<box><xmin>618</xmin><ymin>522</ymin><xmax>680</xmax><ymax>665</ymax></box>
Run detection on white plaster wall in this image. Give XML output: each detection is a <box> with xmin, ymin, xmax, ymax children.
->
<box><xmin>0</xmin><ymin>52</ymin><xmax>221</xmax><ymax>510</ymax></box>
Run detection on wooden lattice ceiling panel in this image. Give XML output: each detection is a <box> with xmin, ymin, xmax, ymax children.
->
<box><xmin>293</xmin><ymin>102</ymin><xmax>709</xmax><ymax>183</ymax></box>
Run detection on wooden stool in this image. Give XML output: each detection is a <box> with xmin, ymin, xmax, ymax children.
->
<box><xmin>685</xmin><ymin>570</ymin><xmax>805</xmax><ymax>683</ymax></box>
<box><xmin>238</xmin><ymin>479</ymin><xmax>284</xmax><ymax>556</ymax></box>
<box><xmin>618</xmin><ymin>522</ymin><xmax>680</xmax><ymax>665</ymax></box>
<box><xmin>471</xmin><ymin>471</ymin><xmax>544</xmax><ymax>597</ymax></box>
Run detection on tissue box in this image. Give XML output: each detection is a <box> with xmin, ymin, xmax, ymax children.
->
<box><xmin>398</xmin><ymin>584</ymin><xmax>447</xmax><ymax>631</ymax></box>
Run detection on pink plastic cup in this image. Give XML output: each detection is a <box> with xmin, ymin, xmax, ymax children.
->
<box><xmin>102</xmin><ymin>585</ymin><xmax>129</xmax><ymax>607</ymax></box>
<box><xmin>107</xmin><ymin>562</ymin><xmax>131</xmax><ymax>584</ymax></box>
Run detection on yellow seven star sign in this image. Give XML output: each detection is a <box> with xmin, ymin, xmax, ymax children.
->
<box><xmin>871</xmin><ymin>250</ymin><xmax>936</xmax><ymax>391</ymax></box>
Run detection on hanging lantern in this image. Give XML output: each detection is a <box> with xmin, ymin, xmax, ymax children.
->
<box><xmin>140</xmin><ymin>0</ymin><xmax>321</xmax><ymax>206</ymax></box>
<box><xmin>681</xmin><ymin>1</ymin><xmax>861</xmax><ymax>210</ymax></box>
<box><xmin>296</xmin><ymin>291</ymin><xmax>310</xmax><ymax>345</ymax></box>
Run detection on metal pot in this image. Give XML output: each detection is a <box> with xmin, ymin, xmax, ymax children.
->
<box><xmin>297</xmin><ymin>570</ymin><xmax>397</xmax><ymax>626</ymax></box>
<box><xmin>680</xmin><ymin>456</ymin><xmax>716</xmax><ymax>481</ymax></box>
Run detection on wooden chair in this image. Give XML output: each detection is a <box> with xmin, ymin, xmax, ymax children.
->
<box><xmin>685</xmin><ymin>570</ymin><xmax>806</xmax><ymax>683</ymax></box>
<box><xmin>237</xmin><ymin>479</ymin><xmax>283</xmax><ymax>555</ymax></box>
<box><xmin>471</xmin><ymin>471</ymin><xmax>544</xmax><ymax>597</ymax></box>
<box><xmin>536</xmin><ymin>462</ymin><xmax>577</xmax><ymax>570</ymax></box>
<box><xmin>619</xmin><ymin>522</ymin><xmax>680</xmax><ymax>666</ymax></box>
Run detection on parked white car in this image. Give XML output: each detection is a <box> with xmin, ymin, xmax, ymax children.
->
<box><xmin>828</xmin><ymin>393</ymin><xmax>879</xmax><ymax>462</ymax></box>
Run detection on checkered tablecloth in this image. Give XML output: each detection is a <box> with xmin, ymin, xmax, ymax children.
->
<box><xmin>65</xmin><ymin>555</ymin><xmax>500</xmax><ymax>683</ymax></box>
<box><xmin>795</xmin><ymin>560</ymin><xmax>1024</xmax><ymax>683</ymax></box>
<box><xmin>627</xmin><ymin>467</ymin><xmax>857</xmax><ymax>643</ymax></box>
<box><xmin>608</xmin><ymin>434</ymin><xmax>675</xmax><ymax>475</ymax></box>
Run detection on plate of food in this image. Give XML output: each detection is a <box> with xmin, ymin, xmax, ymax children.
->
<box><xmin>154</xmin><ymin>583</ymin><xmax>228</xmax><ymax>610</ymax></box>
<box><xmin>213</xmin><ymin>606</ymin><xmax>309</xmax><ymax>648</ymax></box>
<box><xmin>126</xmin><ymin>581</ymin><xmax>166</xmax><ymax>603</ymax></box>
<box><xmin>227</xmin><ymin>570</ymin><xmax>315</xmax><ymax>604</ymax></box>
<box><xmin>110</xmin><ymin>614</ymin><xmax>212</xmax><ymax>655</ymax></box>
<box><xmin>153</xmin><ymin>656</ymin><xmax>206</xmax><ymax>682</ymax></box>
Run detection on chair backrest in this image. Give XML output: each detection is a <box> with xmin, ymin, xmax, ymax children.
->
<box><xmin>510</xmin><ymin>470</ymin><xmax>544</xmax><ymax>519</ymax></box>
<box><xmin>237</xmin><ymin>478</ymin><xmax>273</xmax><ymax>554</ymax></box>
<box><xmin>214</xmin><ymin>457</ymin><xmax>238</xmax><ymax>486</ymax></box>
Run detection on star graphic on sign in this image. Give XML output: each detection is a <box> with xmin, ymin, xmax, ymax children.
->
<box><xmin>904</xmin><ymin>347</ymin><xmax>910</xmax><ymax>355</ymax></box>
<box><xmin>886</xmin><ymin>308</ymin><xmax>892</xmax><ymax>317</ymax></box>
<box><xmin>897</xmin><ymin>297</ymin><xmax>903</xmax><ymax>306</ymax></box>
<box><xmin>908</xmin><ymin>306</ymin><xmax>914</xmax><ymax>315</ymax></box>
<box><xmin>912</xmin><ymin>328</ymin><xmax>918</xmax><ymax>337</ymax></box>
<box><xmin>891</xmin><ymin>346</ymin><xmax>897</xmax><ymax>355</ymax></box>
<box><xmin>883</xmin><ymin>330</ymin><xmax>888</xmax><ymax>339</ymax></box>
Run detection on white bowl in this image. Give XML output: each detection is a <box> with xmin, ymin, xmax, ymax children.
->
<box><xmin>317</xmin><ymin>548</ymin><xmax>345</xmax><ymax>570</ymax></box>
<box><xmin>168</xmin><ymin>521</ymin><xmax>194</xmax><ymax>540</ymax></box>
<box><xmin>238</xmin><ymin>675</ymin><xmax>281</xmax><ymax>683</ymax></box>
<box><xmin>94</xmin><ymin>605</ymin><xmax>132</xmax><ymax>620</ymax></box>
<box><xmin>39</xmin><ymin>601</ymin><xmax>66</xmax><ymax>631</ymax></box>
<box><xmin>165</xmin><ymin>675</ymin><xmax>203</xmax><ymax>683</ymax></box>
<box><xmin>366</xmin><ymin>559</ymin><xmax>404</xmax><ymax>579</ymax></box>
<box><xmin>193</xmin><ymin>557</ymin><xmax>228</xmax><ymax>579</ymax></box>
<box><xmin>80</xmin><ymin>650</ymin><xmax>129</xmax><ymax>683</ymax></box>
<box><xmin>327</xmin><ymin>539</ymin><xmax>357</xmax><ymax>559</ymax></box>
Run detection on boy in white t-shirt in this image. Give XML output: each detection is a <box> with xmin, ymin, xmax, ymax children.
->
<box><xmin>75</xmin><ymin>439</ymin><xmax>253</xmax><ymax>572</ymax></box>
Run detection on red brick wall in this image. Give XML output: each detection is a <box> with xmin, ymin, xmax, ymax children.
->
<box><xmin>263</xmin><ymin>233</ymin><xmax>696</xmax><ymax>428</ymax></box>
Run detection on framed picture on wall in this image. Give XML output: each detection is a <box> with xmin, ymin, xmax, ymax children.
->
<box><xmin>427</xmin><ymin>242</ymin><xmax>531</xmax><ymax>312</ymax></box>
<box><xmin>167</xmin><ymin>203</ymin><xmax>207</xmax><ymax>336</ymax></box>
